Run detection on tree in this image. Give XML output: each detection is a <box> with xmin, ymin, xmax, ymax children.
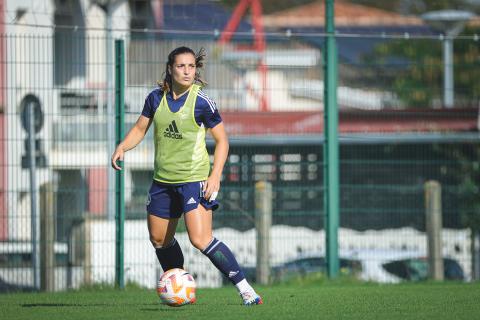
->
<box><xmin>363</xmin><ymin>26</ymin><xmax>480</xmax><ymax>108</ymax></box>
<box><xmin>442</xmin><ymin>143</ymin><xmax>480</xmax><ymax>280</ymax></box>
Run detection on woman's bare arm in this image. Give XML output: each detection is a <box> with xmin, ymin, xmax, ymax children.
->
<box><xmin>203</xmin><ymin>122</ymin><xmax>229</xmax><ymax>199</ymax></box>
<box><xmin>111</xmin><ymin>115</ymin><xmax>152</xmax><ymax>170</ymax></box>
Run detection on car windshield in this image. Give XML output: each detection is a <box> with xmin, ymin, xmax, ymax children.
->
<box><xmin>284</xmin><ymin>257</ymin><xmax>325</xmax><ymax>269</ymax></box>
<box><xmin>382</xmin><ymin>257</ymin><xmax>464</xmax><ymax>281</ymax></box>
<box><xmin>382</xmin><ymin>259</ymin><xmax>428</xmax><ymax>280</ymax></box>
<box><xmin>406</xmin><ymin>259</ymin><xmax>428</xmax><ymax>281</ymax></box>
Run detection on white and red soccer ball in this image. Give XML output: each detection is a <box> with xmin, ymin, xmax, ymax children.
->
<box><xmin>157</xmin><ymin>268</ymin><xmax>196</xmax><ymax>307</ymax></box>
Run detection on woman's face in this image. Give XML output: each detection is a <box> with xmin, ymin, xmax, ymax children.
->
<box><xmin>170</xmin><ymin>53</ymin><xmax>196</xmax><ymax>90</ymax></box>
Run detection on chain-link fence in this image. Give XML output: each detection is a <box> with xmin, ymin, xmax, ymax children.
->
<box><xmin>1</xmin><ymin>3</ymin><xmax>480</xmax><ymax>291</ymax></box>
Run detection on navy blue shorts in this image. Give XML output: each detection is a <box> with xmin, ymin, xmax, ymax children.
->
<box><xmin>146</xmin><ymin>180</ymin><xmax>219</xmax><ymax>219</ymax></box>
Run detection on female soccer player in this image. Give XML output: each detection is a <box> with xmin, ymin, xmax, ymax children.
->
<box><xmin>111</xmin><ymin>46</ymin><xmax>262</xmax><ymax>306</ymax></box>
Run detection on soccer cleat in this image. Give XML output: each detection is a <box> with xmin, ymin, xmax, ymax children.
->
<box><xmin>240</xmin><ymin>291</ymin><xmax>263</xmax><ymax>306</ymax></box>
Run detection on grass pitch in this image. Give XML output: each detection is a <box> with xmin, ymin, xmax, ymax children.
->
<box><xmin>1</xmin><ymin>278</ymin><xmax>480</xmax><ymax>320</ymax></box>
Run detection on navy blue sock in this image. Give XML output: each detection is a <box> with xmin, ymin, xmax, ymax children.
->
<box><xmin>201</xmin><ymin>238</ymin><xmax>245</xmax><ymax>285</ymax></box>
<box><xmin>155</xmin><ymin>238</ymin><xmax>184</xmax><ymax>272</ymax></box>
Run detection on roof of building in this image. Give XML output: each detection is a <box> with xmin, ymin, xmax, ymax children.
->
<box><xmin>263</xmin><ymin>0</ymin><xmax>423</xmax><ymax>28</ymax></box>
<box><xmin>221</xmin><ymin>109</ymin><xmax>479</xmax><ymax>136</ymax></box>
<box><xmin>262</xmin><ymin>1</ymin><xmax>442</xmax><ymax>65</ymax></box>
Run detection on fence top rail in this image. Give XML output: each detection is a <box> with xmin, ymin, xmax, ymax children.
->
<box><xmin>214</xmin><ymin>133</ymin><xmax>480</xmax><ymax>146</ymax></box>
<box><xmin>1</xmin><ymin>25</ymin><xmax>479</xmax><ymax>42</ymax></box>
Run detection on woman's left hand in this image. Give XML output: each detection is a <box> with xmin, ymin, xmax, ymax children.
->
<box><xmin>203</xmin><ymin>173</ymin><xmax>221</xmax><ymax>201</ymax></box>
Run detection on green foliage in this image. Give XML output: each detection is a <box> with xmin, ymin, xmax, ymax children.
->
<box><xmin>370</xmin><ymin>39</ymin><xmax>442</xmax><ymax>107</ymax></box>
<box><xmin>364</xmin><ymin>26</ymin><xmax>480</xmax><ymax>108</ymax></box>
<box><xmin>433</xmin><ymin>143</ymin><xmax>480</xmax><ymax>231</ymax></box>
<box><xmin>452</xmin><ymin>29</ymin><xmax>480</xmax><ymax>102</ymax></box>
<box><xmin>455</xmin><ymin>147</ymin><xmax>480</xmax><ymax>231</ymax></box>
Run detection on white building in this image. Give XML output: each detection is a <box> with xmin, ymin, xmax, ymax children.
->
<box><xmin>2</xmin><ymin>0</ymin><xmax>134</xmax><ymax>243</ymax></box>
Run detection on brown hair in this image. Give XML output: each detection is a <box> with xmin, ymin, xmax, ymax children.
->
<box><xmin>159</xmin><ymin>46</ymin><xmax>207</xmax><ymax>92</ymax></box>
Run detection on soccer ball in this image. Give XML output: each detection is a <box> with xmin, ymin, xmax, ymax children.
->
<box><xmin>157</xmin><ymin>268</ymin><xmax>196</xmax><ymax>307</ymax></box>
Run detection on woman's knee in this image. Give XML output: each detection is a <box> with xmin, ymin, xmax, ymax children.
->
<box><xmin>149</xmin><ymin>235</ymin><xmax>170</xmax><ymax>248</ymax></box>
<box><xmin>189</xmin><ymin>235</ymin><xmax>212</xmax><ymax>251</ymax></box>
<box><xmin>147</xmin><ymin>215</ymin><xmax>179</xmax><ymax>248</ymax></box>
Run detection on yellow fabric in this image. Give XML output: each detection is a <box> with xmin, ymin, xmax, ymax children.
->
<box><xmin>152</xmin><ymin>84</ymin><xmax>210</xmax><ymax>183</ymax></box>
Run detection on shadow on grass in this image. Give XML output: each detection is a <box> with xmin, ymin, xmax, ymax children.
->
<box><xmin>22</xmin><ymin>302</ymin><xmax>157</xmax><ymax>308</ymax></box>
<box><xmin>21</xmin><ymin>302</ymin><xmax>192</xmax><ymax>312</ymax></box>
<box><xmin>139</xmin><ymin>307</ymin><xmax>190</xmax><ymax>312</ymax></box>
<box><xmin>22</xmin><ymin>303</ymin><xmax>110</xmax><ymax>307</ymax></box>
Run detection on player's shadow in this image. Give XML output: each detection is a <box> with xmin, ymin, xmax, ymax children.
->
<box><xmin>140</xmin><ymin>308</ymin><xmax>181</xmax><ymax>312</ymax></box>
<box><xmin>140</xmin><ymin>306</ymin><xmax>192</xmax><ymax>312</ymax></box>
<box><xmin>22</xmin><ymin>303</ymin><xmax>107</xmax><ymax>307</ymax></box>
<box><xmin>22</xmin><ymin>303</ymin><xmax>154</xmax><ymax>308</ymax></box>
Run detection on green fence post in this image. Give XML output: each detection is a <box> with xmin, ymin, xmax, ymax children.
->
<box><xmin>323</xmin><ymin>0</ymin><xmax>339</xmax><ymax>278</ymax></box>
<box><xmin>115</xmin><ymin>39</ymin><xmax>125</xmax><ymax>289</ymax></box>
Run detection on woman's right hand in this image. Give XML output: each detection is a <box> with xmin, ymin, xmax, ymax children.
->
<box><xmin>111</xmin><ymin>146</ymin><xmax>124</xmax><ymax>170</ymax></box>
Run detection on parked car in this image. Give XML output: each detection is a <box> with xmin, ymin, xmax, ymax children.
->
<box><xmin>231</xmin><ymin>250</ymin><xmax>465</xmax><ymax>284</ymax></box>
<box><xmin>382</xmin><ymin>257</ymin><xmax>464</xmax><ymax>282</ymax></box>
<box><xmin>0</xmin><ymin>276</ymin><xmax>34</xmax><ymax>293</ymax></box>
<box><xmin>271</xmin><ymin>256</ymin><xmax>362</xmax><ymax>282</ymax></box>
<box><xmin>350</xmin><ymin>249</ymin><xmax>465</xmax><ymax>283</ymax></box>
<box><xmin>0</xmin><ymin>241</ymin><xmax>72</xmax><ymax>292</ymax></box>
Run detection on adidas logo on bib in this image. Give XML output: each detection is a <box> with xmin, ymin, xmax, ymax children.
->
<box><xmin>163</xmin><ymin>120</ymin><xmax>183</xmax><ymax>139</ymax></box>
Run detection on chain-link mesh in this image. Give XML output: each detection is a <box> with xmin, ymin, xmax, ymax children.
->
<box><xmin>1</xmin><ymin>1</ymin><xmax>479</xmax><ymax>290</ymax></box>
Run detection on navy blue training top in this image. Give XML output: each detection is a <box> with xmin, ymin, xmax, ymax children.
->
<box><xmin>141</xmin><ymin>87</ymin><xmax>222</xmax><ymax>128</ymax></box>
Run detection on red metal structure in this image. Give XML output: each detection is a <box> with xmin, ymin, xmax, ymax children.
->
<box><xmin>219</xmin><ymin>0</ymin><xmax>269</xmax><ymax>111</ymax></box>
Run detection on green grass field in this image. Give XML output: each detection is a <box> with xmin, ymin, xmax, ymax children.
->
<box><xmin>2</xmin><ymin>279</ymin><xmax>480</xmax><ymax>320</ymax></box>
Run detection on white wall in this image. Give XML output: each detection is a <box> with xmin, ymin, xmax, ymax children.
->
<box><xmin>5</xmin><ymin>0</ymin><xmax>55</xmax><ymax>240</ymax></box>
<box><xmin>80</xmin><ymin>221</ymin><xmax>472</xmax><ymax>289</ymax></box>
<box><xmin>3</xmin><ymin>0</ymin><xmax>132</xmax><ymax>240</ymax></box>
